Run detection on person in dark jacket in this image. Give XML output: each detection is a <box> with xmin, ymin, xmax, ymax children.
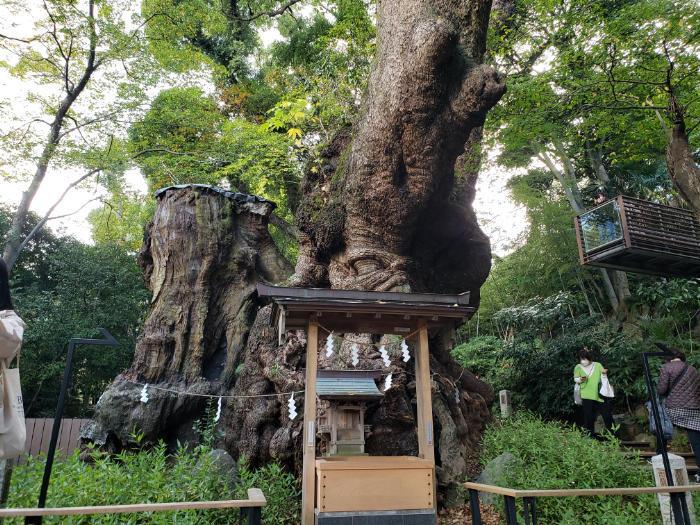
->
<box><xmin>657</xmin><ymin>346</ymin><xmax>700</xmax><ymax>482</ymax></box>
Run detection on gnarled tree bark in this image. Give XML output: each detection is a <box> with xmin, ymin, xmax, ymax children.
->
<box><xmin>87</xmin><ymin>0</ymin><xmax>507</xmax><ymax>507</ymax></box>
<box><xmin>286</xmin><ymin>0</ymin><xmax>506</xmax><ymax>501</ymax></box>
<box><xmin>82</xmin><ymin>185</ymin><xmax>292</xmax><ymax>448</ymax></box>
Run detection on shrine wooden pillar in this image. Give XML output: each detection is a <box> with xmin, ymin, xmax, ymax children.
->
<box><xmin>414</xmin><ymin>318</ymin><xmax>436</xmax><ymax>509</ymax></box>
<box><xmin>414</xmin><ymin>319</ymin><xmax>434</xmax><ymax>461</ymax></box>
<box><xmin>302</xmin><ymin>316</ymin><xmax>319</xmax><ymax>525</ymax></box>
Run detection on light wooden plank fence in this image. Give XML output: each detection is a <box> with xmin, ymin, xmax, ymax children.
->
<box><xmin>16</xmin><ymin>419</ymin><xmax>89</xmax><ymax>465</ymax></box>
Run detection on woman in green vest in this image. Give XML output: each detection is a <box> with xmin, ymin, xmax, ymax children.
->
<box><xmin>574</xmin><ymin>348</ymin><xmax>613</xmax><ymax>438</ymax></box>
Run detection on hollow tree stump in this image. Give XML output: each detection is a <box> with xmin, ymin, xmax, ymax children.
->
<box><xmin>82</xmin><ymin>185</ymin><xmax>292</xmax><ymax>448</ymax></box>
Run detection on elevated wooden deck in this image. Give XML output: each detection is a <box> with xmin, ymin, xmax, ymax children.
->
<box><xmin>575</xmin><ymin>196</ymin><xmax>700</xmax><ymax>278</ymax></box>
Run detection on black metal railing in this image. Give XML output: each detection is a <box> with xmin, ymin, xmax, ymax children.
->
<box><xmin>641</xmin><ymin>344</ymin><xmax>693</xmax><ymax>524</ymax></box>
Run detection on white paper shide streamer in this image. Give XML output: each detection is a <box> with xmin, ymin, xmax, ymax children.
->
<box><xmin>140</xmin><ymin>383</ymin><xmax>149</xmax><ymax>404</ymax></box>
<box><xmin>214</xmin><ymin>396</ymin><xmax>222</xmax><ymax>422</ymax></box>
<box><xmin>379</xmin><ymin>345</ymin><xmax>391</xmax><ymax>368</ymax></box>
<box><xmin>288</xmin><ymin>393</ymin><xmax>298</xmax><ymax>419</ymax></box>
<box><xmin>454</xmin><ymin>387</ymin><xmax>460</xmax><ymax>404</ymax></box>
<box><xmin>325</xmin><ymin>333</ymin><xmax>334</xmax><ymax>357</ymax></box>
<box><xmin>383</xmin><ymin>374</ymin><xmax>393</xmax><ymax>392</ymax></box>
<box><xmin>351</xmin><ymin>343</ymin><xmax>359</xmax><ymax>366</ymax></box>
<box><xmin>401</xmin><ymin>339</ymin><xmax>410</xmax><ymax>362</ymax></box>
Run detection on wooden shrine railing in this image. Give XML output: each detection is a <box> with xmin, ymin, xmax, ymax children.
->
<box><xmin>464</xmin><ymin>482</ymin><xmax>700</xmax><ymax>525</ymax></box>
<box><xmin>0</xmin><ymin>488</ymin><xmax>267</xmax><ymax>525</ymax></box>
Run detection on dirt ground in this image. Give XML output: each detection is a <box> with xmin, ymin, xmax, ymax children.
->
<box><xmin>438</xmin><ymin>502</ymin><xmax>503</xmax><ymax>524</ymax></box>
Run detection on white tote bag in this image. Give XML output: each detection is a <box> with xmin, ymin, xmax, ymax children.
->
<box><xmin>0</xmin><ymin>360</ymin><xmax>26</xmax><ymax>459</ymax></box>
<box><xmin>599</xmin><ymin>373</ymin><xmax>615</xmax><ymax>398</ymax></box>
<box><xmin>574</xmin><ymin>383</ymin><xmax>583</xmax><ymax>405</ymax></box>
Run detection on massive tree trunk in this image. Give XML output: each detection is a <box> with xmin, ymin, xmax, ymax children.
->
<box><xmin>294</xmin><ymin>1</ymin><xmax>504</xmax><ymax>294</ymax></box>
<box><xmin>82</xmin><ymin>185</ymin><xmax>292</xmax><ymax>448</ymax></box>
<box><xmin>86</xmin><ymin>0</ymin><xmax>506</xmax><ymax>507</ymax></box>
<box><xmin>287</xmin><ymin>0</ymin><xmax>505</xmax><ymax>501</ymax></box>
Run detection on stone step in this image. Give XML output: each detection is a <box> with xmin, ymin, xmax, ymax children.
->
<box><xmin>621</xmin><ymin>440</ymin><xmax>652</xmax><ymax>449</ymax></box>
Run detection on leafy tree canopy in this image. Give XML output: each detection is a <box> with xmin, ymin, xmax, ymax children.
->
<box><xmin>0</xmin><ymin>206</ymin><xmax>149</xmax><ymax>417</ymax></box>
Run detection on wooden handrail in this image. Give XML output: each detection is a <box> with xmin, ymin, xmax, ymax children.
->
<box><xmin>0</xmin><ymin>488</ymin><xmax>267</xmax><ymax>517</ymax></box>
<box><xmin>463</xmin><ymin>482</ymin><xmax>700</xmax><ymax>498</ymax></box>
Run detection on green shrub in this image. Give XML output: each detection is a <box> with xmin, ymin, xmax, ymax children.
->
<box><xmin>5</xmin><ymin>442</ymin><xmax>300</xmax><ymax>524</ymax></box>
<box><xmin>236</xmin><ymin>456</ymin><xmax>301</xmax><ymax>525</ymax></box>
<box><xmin>479</xmin><ymin>413</ymin><xmax>663</xmax><ymax>524</ymax></box>
<box><xmin>454</xmin><ymin>312</ymin><xmax>659</xmax><ymax>418</ymax></box>
<box><xmin>451</xmin><ymin>335</ymin><xmax>513</xmax><ymax>394</ymax></box>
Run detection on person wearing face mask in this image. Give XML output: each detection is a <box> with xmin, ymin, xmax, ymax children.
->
<box><xmin>574</xmin><ymin>348</ymin><xmax>613</xmax><ymax>438</ymax></box>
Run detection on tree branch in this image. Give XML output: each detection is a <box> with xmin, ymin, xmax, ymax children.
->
<box><xmin>221</xmin><ymin>0</ymin><xmax>302</xmax><ymax>22</ymax></box>
<box><xmin>16</xmin><ymin>167</ymin><xmax>103</xmax><ymax>257</ymax></box>
<box><xmin>268</xmin><ymin>213</ymin><xmax>298</xmax><ymax>239</ymax></box>
<box><xmin>58</xmin><ymin>111</ymin><xmax>121</xmax><ymax>141</ymax></box>
<box><xmin>0</xmin><ymin>33</ymin><xmax>35</xmax><ymax>43</ymax></box>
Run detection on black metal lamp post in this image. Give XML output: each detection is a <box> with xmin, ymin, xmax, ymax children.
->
<box><xmin>25</xmin><ymin>328</ymin><xmax>118</xmax><ymax>525</ymax></box>
<box><xmin>641</xmin><ymin>345</ymin><xmax>692</xmax><ymax>525</ymax></box>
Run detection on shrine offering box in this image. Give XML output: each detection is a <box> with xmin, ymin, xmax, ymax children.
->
<box><xmin>315</xmin><ymin>456</ymin><xmax>434</xmax><ymax>512</ymax></box>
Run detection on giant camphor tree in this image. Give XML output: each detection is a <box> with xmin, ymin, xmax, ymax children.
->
<box><xmin>85</xmin><ymin>0</ymin><xmax>507</xmax><ymax>503</ymax></box>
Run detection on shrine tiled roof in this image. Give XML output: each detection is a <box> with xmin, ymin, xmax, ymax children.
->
<box><xmin>316</xmin><ymin>370</ymin><xmax>384</xmax><ymax>400</ymax></box>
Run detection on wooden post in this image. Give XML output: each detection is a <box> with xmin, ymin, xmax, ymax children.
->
<box><xmin>301</xmin><ymin>317</ymin><xmax>319</xmax><ymax>525</ymax></box>
<box><xmin>415</xmin><ymin>319</ymin><xmax>436</xmax><ymax>512</ymax></box>
<box><xmin>414</xmin><ymin>319</ymin><xmax>434</xmax><ymax>462</ymax></box>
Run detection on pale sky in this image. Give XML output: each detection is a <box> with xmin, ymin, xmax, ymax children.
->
<box><xmin>0</xmin><ymin>3</ymin><xmax>527</xmax><ymax>252</ymax></box>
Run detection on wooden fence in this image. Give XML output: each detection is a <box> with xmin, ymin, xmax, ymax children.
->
<box><xmin>16</xmin><ymin>418</ymin><xmax>89</xmax><ymax>465</ymax></box>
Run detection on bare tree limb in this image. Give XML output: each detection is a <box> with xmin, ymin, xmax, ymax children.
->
<box><xmin>221</xmin><ymin>0</ymin><xmax>302</xmax><ymax>22</ymax></box>
<box><xmin>46</xmin><ymin>197</ymin><xmax>102</xmax><ymax>220</ymax></box>
<box><xmin>0</xmin><ymin>33</ymin><xmax>35</xmax><ymax>43</ymax></box>
<box><xmin>15</xmin><ymin>166</ymin><xmax>103</xmax><ymax>257</ymax></box>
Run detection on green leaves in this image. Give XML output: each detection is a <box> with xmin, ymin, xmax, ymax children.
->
<box><xmin>1</xmin><ymin>206</ymin><xmax>149</xmax><ymax>417</ymax></box>
<box><xmin>7</xmin><ymin>444</ymin><xmax>244</xmax><ymax>524</ymax></box>
<box><xmin>236</xmin><ymin>456</ymin><xmax>301</xmax><ymax>525</ymax></box>
<box><xmin>14</xmin><ymin>240</ymin><xmax>149</xmax><ymax>417</ymax></box>
<box><xmin>481</xmin><ymin>413</ymin><xmax>661</xmax><ymax>523</ymax></box>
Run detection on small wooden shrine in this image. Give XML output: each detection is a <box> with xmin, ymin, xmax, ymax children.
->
<box><xmin>574</xmin><ymin>195</ymin><xmax>700</xmax><ymax>278</ymax></box>
<box><xmin>316</xmin><ymin>370</ymin><xmax>383</xmax><ymax>456</ymax></box>
<box><xmin>257</xmin><ymin>284</ymin><xmax>476</xmax><ymax>525</ymax></box>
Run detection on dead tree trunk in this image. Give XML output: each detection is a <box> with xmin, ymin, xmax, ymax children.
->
<box><xmin>81</xmin><ymin>185</ymin><xmax>292</xmax><ymax>448</ymax></box>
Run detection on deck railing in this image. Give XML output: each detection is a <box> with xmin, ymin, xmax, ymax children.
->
<box><xmin>0</xmin><ymin>488</ymin><xmax>266</xmax><ymax>525</ymax></box>
<box><xmin>464</xmin><ymin>482</ymin><xmax>700</xmax><ymax>525</ymax></box>
<box><xmin>574</xmin><ymin>195</ymin><xmax>700</xmax><ymax>277</ymax></box>
<box><xmin>577</xmin><ymin>199</ymin><xmax>625</xmax><ymax>253</ymax></box>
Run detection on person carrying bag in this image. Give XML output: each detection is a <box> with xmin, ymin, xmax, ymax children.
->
<box><xmin>573</xmin><ymin>347</ymin><xmax>614</xmax><ymax>438</ymax></box>
<box><xmin>656</xmin><ymin>346</ymin><xmax>700</xmax><ymax>482</ymax></box>
<box><xmin>0</xmin><ymin>259</ymin><xmax>26</xmax><ymax>459</ymax></box>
